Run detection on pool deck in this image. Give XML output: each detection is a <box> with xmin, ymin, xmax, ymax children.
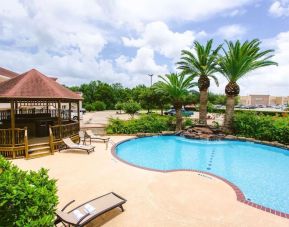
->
<box><xmin>12</xmin><ymin>136</ymin><xmax>289</xmax><ymax>227</ymax></box>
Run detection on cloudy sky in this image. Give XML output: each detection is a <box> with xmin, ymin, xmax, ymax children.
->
<box><xmin>0</xmin><ymin>0</ymin><xmax>289</xmax><ymax>95</ymax></box>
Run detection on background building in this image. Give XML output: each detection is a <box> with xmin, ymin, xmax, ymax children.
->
<box><xmin>240</xmin><ymin>95</ymin><xmax>289</xmax><ymax>106</ymax></box>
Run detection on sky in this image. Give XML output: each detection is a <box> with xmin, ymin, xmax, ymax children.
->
<box><xmin>0</xmin><ymin>0</ymin><xmax>289</xmax><ymax>96</ymax></box>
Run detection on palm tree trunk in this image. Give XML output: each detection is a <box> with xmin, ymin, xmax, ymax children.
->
<box><xmin>199</xmin><ymin>89</ymin><xmax>208</xmax><ymax>125</ymax></box>
<box><xmin>223</xmin><ymin>95</ymin><xmax>235</xmax><ymax>132</ymax></box>
<box><xmin>175</xmin><ymin>105</ymin><xmax>183</xmax><ymax>131</ymax></box>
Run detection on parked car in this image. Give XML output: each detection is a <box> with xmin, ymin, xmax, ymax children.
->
<box><xmin>164</xmin><ymin>109</ymin><xmax>193</xmax><ymax>116</ymax></box>
<box><xmin>71</xmin><ymin>111</ymin><xmax>83</xmax><ymax>120</ymax></box>
<box><xmin>80</xmin><ymin>108</ymin><xmax>86</xmax><ymax>114</ymax></box>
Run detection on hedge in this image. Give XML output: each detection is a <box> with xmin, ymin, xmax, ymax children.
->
<box><xmin>0</xmin><ymin>157</ymin><xmax>58</xmax><ymax>226</ymax></box>
<box><xmin>233</xmin><ymin>112</ymin><xmax>289</xmax><ymax>144</ymax></box>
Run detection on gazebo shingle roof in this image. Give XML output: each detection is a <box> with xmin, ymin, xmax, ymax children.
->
<box><xmin>0</xmin><ymin>67</ymin><xmax>19</xmax><ymax>79</ymax></box>
<box><xmin>0</xmin><ymin>69</ymin><xmax>82</xmax><ymax>100</ymax></box>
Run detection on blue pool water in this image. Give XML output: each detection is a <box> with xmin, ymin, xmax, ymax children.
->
<box><xmin>115</xmin><ymin>136</ymin><xmax>289</xmax><ymax>214</ymax></box>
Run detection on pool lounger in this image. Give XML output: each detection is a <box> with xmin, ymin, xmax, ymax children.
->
<box><xmin>55</xmin><ymin>192</ymin><xmax>126</xmax><ymax>227</ymax></box>
<box><xmin>62</xmin><ymin>137</ymin><xmax>95</xmax><ymax>154</ymax></box>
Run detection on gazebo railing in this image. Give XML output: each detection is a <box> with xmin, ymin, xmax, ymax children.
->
<box><xmin>50</xmin><ymin>122</ymin><xmax>79</xmax><ymax>140</ymax></box>
<box><xmin>0</xmin><ymin>128</ymin><xmax>26</xmax><ymax>146</ymax></box>
<box><xmin>0</xmin><ymin>128</ymin><xmax>28</xmax><ymax>159</ymax></box>
<box><xmin>49</xmin><ymin>122</ymin><xmax>80</xmax><ymax>151</ymax></box>
<box><xmin>0</xmin><ymin>109</ymin><xmax>71</xmax><ymax>121</ymax></box>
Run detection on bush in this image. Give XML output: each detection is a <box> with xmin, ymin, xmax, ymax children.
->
<box><xmin>183</xmin><ymin>117</ymin><xmax>194</xmax><ymax>127</ymax></box>
<box><xmin>84</xmin><ymin>101</ymin><xmax>106</xmax><ymax>111</ymax></box>
<box><xmin>122</xmin><ymin>101</ymin><xmax>141</xmax><ymax>118</ymax></box>
<box><xmin>84</xmin><ymin>103</ymin><xmax>93</xmax><ymax>112</ymax></box>
<box><xmin>233</xmin><ymin>112</ymin><xmax>289</xmax><ymax>144</ymax></box>
<box><xmin>115</xmin><ymin>102</ymin><xmax>124</xmax><ymax>113</ymax></box>
<box><xmin>0</xmin><ymin>156</ymin><xmax>58</xmax><ymax>226</ymax></box>
<box><xmin>106</xmin><ymin>114</ymin><xmax>175</xmax><ymax>134</ymax></box>
<box><xmin>92</xmin><ymin>101</ymin><xmax>106</xmax><ymax>111</ymax></box>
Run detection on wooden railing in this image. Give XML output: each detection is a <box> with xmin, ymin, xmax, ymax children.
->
<box><xmin>0</xmin><ymin>128</ymin><xmax>26</xmax><ymax>146</ymax></box>
<box><xmin>0</xmin><ymin>109</ymin><xmax>71</xmax><ymax>121</ymax></box>
<box><xmin>0</xmin><ymin>110</ymin><xmax>10</xmax><ymax>121</ymax></box>
<box><xmin>0</xmin><ymin>128</ymin><xmax>27</xmax><ymax>159</ymax></box>
<box><xmin>50</xmin><ymin>122</ymin><xmax>79</xmax><ymax>141</ymax></box>
<box><xmin>49</xmin><ymin>122</ymin><xmax>80</xmax><ymax>152</ymax></box>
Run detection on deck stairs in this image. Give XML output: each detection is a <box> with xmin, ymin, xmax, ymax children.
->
<box><xmin>27</xmin><ymin>142</ymin><xmax>51</xmax><ymax>159</ymax></box>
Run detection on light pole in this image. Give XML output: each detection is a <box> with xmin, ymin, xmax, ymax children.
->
<box><xmin>148</xmin><ymin>74</ymin><xmax>153</xmax><ymax>87</ymax></box>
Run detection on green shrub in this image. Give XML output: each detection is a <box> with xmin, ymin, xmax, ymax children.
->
<box><xmin>233</xmin><ymin>112</ymin><xmax>289</xmax><ymax>144</ymax></box>
<box><xmin>122</xmin><ymin>101</ymin><xmax>141</xmax><ymax>118</ymax></box>
<box><xmin>0</xmin><ymin>156</ymin><xmax>58</xmax><ymax>226</ymax></box>
<box><xmin>115</xmin><ymin>102</ymin><xmax>124</xmax><ymax>113</ymax></box>
<box><xmin>106</xmin><ymin>114</ymin><xmax>175</xmax><ymax>134</ymax></box>
<box><xmin>84</xmin><ymin>103</ymin><xmax>93</xmax><ymax>112</ymax></box>
<box><xmin>92</xmin><ymin>101</ymin><xmax>106</xmax><ymax>111</ymax></box>
<box><xmin>183</xmin><ymin>117</ymin><xmax>194</xmax><ymax>127</ymax></box>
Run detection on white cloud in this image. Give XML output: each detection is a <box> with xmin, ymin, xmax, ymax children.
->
<box><xmin>269</xmin><ymin>0</ymin><xmax>289</xmax><ymax>17</ymax></box>
<box><xmin>116</xmin><ymin>47</ymin><xmax>168</xmax><ymax>75</ymax></box>
<box><xmin>216</xmin><ymin>24</ymin><xmax>247</xmax><ymax>39</ymax></box>
<box><xmin>104</xmin><ymin>0</ymin><xmax>254</xmax><ymax>25</ymax></box>
<box><xmin>122</xmin><ymin>21</ymin><xmax>195</xmax><ymax>59</ymax></box>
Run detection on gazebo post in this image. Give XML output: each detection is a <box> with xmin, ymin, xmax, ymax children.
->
<box><xmin>69</xmin><ymin>101</ymin><xmax>71</xmax><ymax>121</ymax></box>
<box><xmin>10</xmin><ymin>100</ymin><xmax>15</xmax><ymax>158</ymax></box>
<box><xmin>46</xmin><ymin>101</ymin><xmax>49</xmax><ymax>114</ymax></box>
<box><xmin>57</xmin><ymin>100</ymin><xmax>61</xmax><ymax>125</ymax></box>
<box><xmin>77</xmin><ymin>101</ymin><xmax>80</xmax><ymax>131</ymax></box>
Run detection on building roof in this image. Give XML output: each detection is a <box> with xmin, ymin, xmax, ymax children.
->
<box><xmin>0</xmin><ymin>69</ymin><xmax>82</xmax><ymax>100</ymax></box>
<box><xmin>0</xmin><ymin>67</ymin><xmax>19</xmax><ymax>79</ymax></box>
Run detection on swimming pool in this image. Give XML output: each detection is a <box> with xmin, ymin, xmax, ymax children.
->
<box><xmin>115</xmin><ymin>136</ymin><xmax>289</xmax><ymax>216</ymax></box>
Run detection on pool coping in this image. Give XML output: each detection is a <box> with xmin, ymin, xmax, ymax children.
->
<box><xmin>111</xmin><ymin>136</ymin><xmax>289</xmax><ymax>219</ymax></box>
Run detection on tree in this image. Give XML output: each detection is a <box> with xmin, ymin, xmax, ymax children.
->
<box><xmin>115</xmin><ymin>102</ymin><xmax>124</xmax><ymax>114</ymax></box>
<box><xmin>154</xmin><ymin>73</ymin><xmax>196</xmax><ymax>131</ymax></box>
<box><xmin>123</xmin><ymin>101</ymin><xmax>141</xmax><ymax>118</ymax></box>
<box><xmin>218</xmin><ymin>39</ymin><xmax>278</xmax><ymax>132</ymax></box>
<box><xmin>177</xmin><ymin>39</ymin><xmax>222</xmax><ymax>125</ymax></box>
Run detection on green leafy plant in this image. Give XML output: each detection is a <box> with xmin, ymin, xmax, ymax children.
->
<box><xmin>106</xmin><ymin>114</ymin><xmax>175</xmax><ymax>134</ymax></box>
<box><xmin>92</xmin><ymin>101</ymin><xmax>106</xmax><ymax>111</ymax></box>
<box><xmin>115</xmin><ymin>102</ymin><xmax>124</xmax><ymax>114</ymax></box>
<box><xmin>122</xmin><ymin>101</ymin><xmax>141</xmax><ymax>118</ymax></box>
<box><xmin>233</xmin><ymin>112</ymin><xmax>289</xmax><ymax>144</ymax></box>
<box><xmin>0</xmin><ymin>156</ymin><xmax>58</xmax><ymax>227</ymax></box>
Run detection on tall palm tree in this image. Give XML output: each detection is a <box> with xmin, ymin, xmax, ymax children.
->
<box><xmin>154</xmin><ymin>73</ymin><xmax>196</xmax><ymax>131</ymax></box>
<box><xmin>218</xmin><ymin>39</ymin><xmax>278</xmax><ymax>132</ymax></box>
<box><xmin>177</xmin><ymin>39</ymin><xmax>222</xmax><ymax>125</ymax></box>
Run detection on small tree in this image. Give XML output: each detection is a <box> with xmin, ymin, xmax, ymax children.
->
<box><xmin>123</xmin><ymin>101</ymin><xmax>141</xmax><ymax>118</ymax></box>
<box><xmin>115</xmin><ymin>102</ymin><xmax>124</xmax><ymax>114</ymax></box>
<box><xmin>92</xmin><ymin>101</ymin><xmax>106</xmax><ymax>111</ymax></box>
<box><xmin>0</xmin><ymin>156</ymin><xmax>58</xmax><ymax>226</ymax></box>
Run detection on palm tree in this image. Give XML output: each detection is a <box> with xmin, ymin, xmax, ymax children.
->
<box><xmin>154</xmin><ymin>73</ymin><xmax>196</xmax><ymax>131</ymax></box>
<box><xmin>218</xmin><ymin>39</ymin><xmax>278</xmax><ymax>132</ymax></box>
<box><xmin>177</xmin><ymin>39</ymin><xmax>222</xmax><ymax>125</ymax></box>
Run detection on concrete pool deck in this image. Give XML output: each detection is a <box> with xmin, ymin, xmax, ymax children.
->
<box><xmin>12</xmin><ymin>136</ymin><xmax>289</xmax><ymax>227</ymax></box>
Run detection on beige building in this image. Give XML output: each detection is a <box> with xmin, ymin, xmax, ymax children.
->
<box><xmin>0</xmin><ymin>67</ymin><xmax>19</xmax><ymax>83</ymax></box>
<box><xmin>240</xmin><ymin>95</ymin><xmax>289</xmax><ymax>106</ymax></box>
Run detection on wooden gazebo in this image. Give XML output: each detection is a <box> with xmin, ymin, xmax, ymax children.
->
<box><xmin>0</xmin><ymin>69</ymin><xmax>82</xmax><ymax>159</ymax></box>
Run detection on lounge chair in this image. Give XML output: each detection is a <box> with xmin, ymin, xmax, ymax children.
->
<box><xmin>62</xmin><ymin>138</ymin><xmax>95</xmax><ymax>154</ymax></box>
<box><xmin>78</xmin><ymin>131</ymin><xmax>88</xmax><ymax>145</ymax></box>
<box><xmin>54</xmin><ymin>192</ymin><xmax>126</xmax><ymax>227</ymax></box>
<box><xmin>85</xmin><ymin>130</ymin><xmax>113</xmax><ymax>149</ymax></box>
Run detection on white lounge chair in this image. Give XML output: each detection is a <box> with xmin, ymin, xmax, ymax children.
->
<box><xmin>85</xmin><ymin>130</ymin><xmax>113</xmax><ymax>149</ymax></box>
<box><xmin>62</xmin><ymin>138</ymin><xmax>95</xmax><ymax>154</ymax></box>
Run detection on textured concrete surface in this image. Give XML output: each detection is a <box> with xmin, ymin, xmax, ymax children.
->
<box><xmin>13</xmin><ymin>136</ymin><xmax>289</xmax><ymax>227</ymax></box>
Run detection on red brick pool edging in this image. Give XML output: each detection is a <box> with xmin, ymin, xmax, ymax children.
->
<box><xmin>111</xmin><ymin>137</ymin><xmax>289</xmax><ymax>219</ymax></box>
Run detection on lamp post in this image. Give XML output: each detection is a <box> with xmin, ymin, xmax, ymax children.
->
<box><xmin>148</xmin><ymin>74</ymin><xmax>153</xmax><ymax>87</ymax></box>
